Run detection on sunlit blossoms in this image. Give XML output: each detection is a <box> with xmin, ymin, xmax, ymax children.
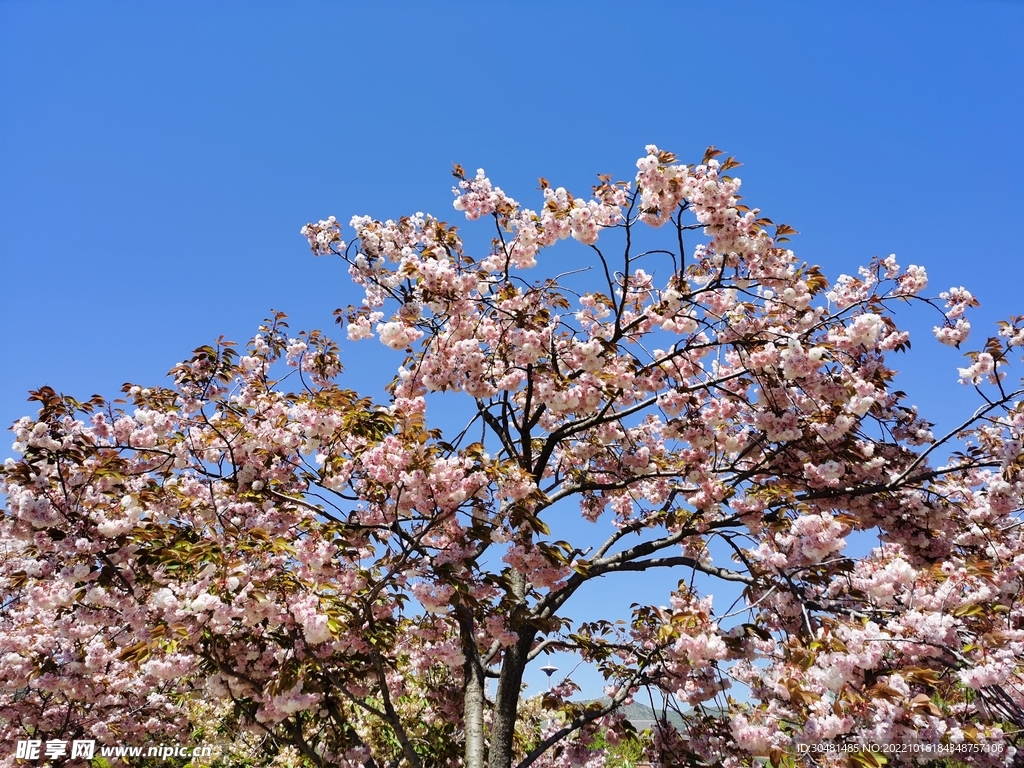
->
<box><xmin>2</xmin><ymin>147</ymin><xmax>1023</xmax><ymax>768</ymax></box>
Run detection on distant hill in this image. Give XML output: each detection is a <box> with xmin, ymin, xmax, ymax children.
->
<box><xmin>582</xmin><ymin>698</ymin><xmax>687</xmax><ymax>732</ymax></box>
<box><xmin>578</xmin><ymin>698</ymin><xmax>734</xmax><ymax>735</ymax></box>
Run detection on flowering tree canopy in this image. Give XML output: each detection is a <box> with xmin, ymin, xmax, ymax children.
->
<box><xmin>3</xmin><ymin>146</ymin><xmax>1024</xmax><ymax>768</ymax></box>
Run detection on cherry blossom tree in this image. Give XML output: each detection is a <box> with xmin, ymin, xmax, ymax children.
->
<box><xmin>3</xmin><ymin>146</ymin><xmax>1023</xmax><ymax>768</ymax></box>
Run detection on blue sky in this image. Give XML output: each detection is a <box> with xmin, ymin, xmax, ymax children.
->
<box><xmin>2</xmin><ymin>1</ymin><xmax>1023</xmax><ymax>698</ymax></box>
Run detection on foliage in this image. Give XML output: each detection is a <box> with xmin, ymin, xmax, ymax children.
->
<box><xmin>3</xmin><ymin>146</ymin><xmax>1024</xmax><ymax>768</ymax></box>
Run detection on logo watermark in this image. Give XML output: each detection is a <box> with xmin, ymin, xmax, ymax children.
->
<box><xmin>15</xmin><ymin>740</ymin><xmax>215</xmax><ymax>762</ymax></box>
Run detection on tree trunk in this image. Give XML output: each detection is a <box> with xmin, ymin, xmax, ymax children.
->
<box><xmin>487</xmin><ymin>628</ymin><xmax>536</xmax><ymax>768</ymax></box>
<box><xmin>457</xmin><ymin>604</ymin><xmax>487</xmax><ymax>768</ymax></box>
<box><xmin>463</xmin><ymin>638</ymin><xmax>486</xmax><ymax>768</ymax></box>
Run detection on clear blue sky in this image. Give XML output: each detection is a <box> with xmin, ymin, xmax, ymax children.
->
<box><xmin>2</xmin><ymin>1</ymin><xmax>1023</xmax><ymax>698</ymax></box>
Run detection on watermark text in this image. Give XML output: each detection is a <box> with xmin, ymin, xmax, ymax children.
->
<box><xmin>796</xmin><ymin>741</ymin><xmax>1005</xmax><ymax>757</ymax></box>
<box><xmin>15</xmin><ymin>740</ymin><xmax>215</xmax><ymax>762</ymax></box>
